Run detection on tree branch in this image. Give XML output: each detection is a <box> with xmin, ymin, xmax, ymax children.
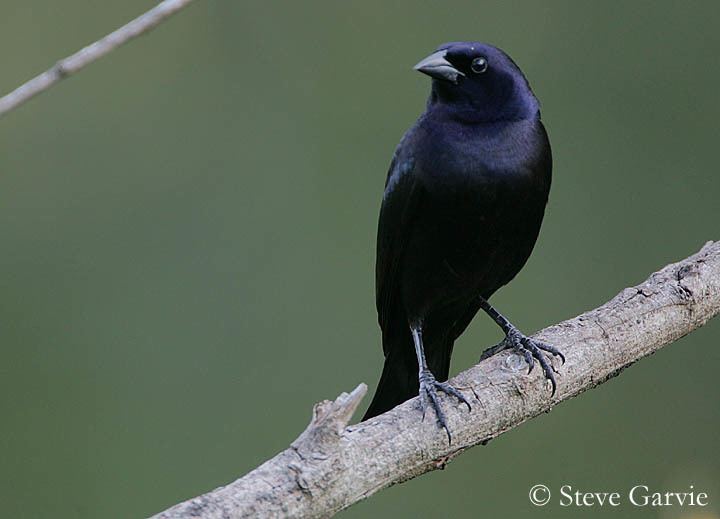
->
<box><xmin>151</xmin><ymin>241</ymin><xmax>720</xmax><ymax>518</ymax></box>
<box><xmin>0</xmin><ymin>0</ymin><xmax>197</xmax><ymax>118</ymax></box>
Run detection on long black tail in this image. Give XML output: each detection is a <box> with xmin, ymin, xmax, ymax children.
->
<box><xmin>363</xmin><ymin>349</ymin><xmax>417</xmax><ymax>420</ymax></box>
<box><xmin>363</xmin><ymin>333</ymin><xmax>453</xmax><ymax>420</ymax></box>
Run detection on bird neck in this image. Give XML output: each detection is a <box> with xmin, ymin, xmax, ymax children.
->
<box><xmin>427</xmin><ymin>81</ymin><xmax>540</xmax><ymax>124</ymax></box>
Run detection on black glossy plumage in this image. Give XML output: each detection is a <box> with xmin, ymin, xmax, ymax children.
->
<box><xmin>364</xmin><ymin>42</ymin><xmax>552</xmax><ymax>421</ymax></box>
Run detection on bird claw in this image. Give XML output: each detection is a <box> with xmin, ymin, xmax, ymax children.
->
<box><xmin>418</xmin><ymin>370</ymin><xmax>472</xmax><ymax>443</ymax></box>
<box><xmin>479</xmin><ymin>328</ymin><xmax>564</xmax><ymax>396</ymax></box>
<box><xmin>534</xmin><ymin>339</ymin><xmax>566</xmax><ymax>365</ymax></box>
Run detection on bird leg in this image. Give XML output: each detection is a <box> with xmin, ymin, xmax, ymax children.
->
<box><xmin>476</xmin><ymin>297</ymin><xmax>565</xmax><ymax>395</ymax></box>
<box><xmin>411</xmin><ymin>326</ymin><xmax>471</xmax><ymax>443</ymax></box>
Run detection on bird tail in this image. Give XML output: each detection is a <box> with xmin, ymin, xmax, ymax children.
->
<box><xmin>362</xmin><ymin>334</ymin><xmax>453</xmax><ymax>420</ymax></box>
<box><xmin>363</xmin><ymin>348</ymin><xmax>417</xmax><ymax>420</ymax></box>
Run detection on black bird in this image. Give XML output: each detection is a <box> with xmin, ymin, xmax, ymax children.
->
<box><xmin>363</xmin><ymin>42</ymin><xmax>563</xmax><ymax>437</ymax></box>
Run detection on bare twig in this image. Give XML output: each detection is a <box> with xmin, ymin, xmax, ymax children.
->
<box><xmin>0</xmin><ymin>0</ymin><xmax>197</xmax><ymax>118</ymax></box>
<box><xmin>150</xmin><ymin>241</ymin><xmax>720</xmax><ymax>518</ymax></box>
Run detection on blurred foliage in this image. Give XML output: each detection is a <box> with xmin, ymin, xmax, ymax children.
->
<box><xmin>0</xmin><ymin>1</ymin><xmax>718</xmax><ymax>518</ymax></box>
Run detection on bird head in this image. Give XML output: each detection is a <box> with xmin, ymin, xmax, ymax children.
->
<box><xmin>414</xmin><ymin>42</ymin><xmax>540</xmax><ymax>122</ymax></box>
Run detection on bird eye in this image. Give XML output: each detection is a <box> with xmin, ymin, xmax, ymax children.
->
<box><xmin>471</xmin><ymin>56</ymin><xmax>488</xmax><ymax>74</ymax></box>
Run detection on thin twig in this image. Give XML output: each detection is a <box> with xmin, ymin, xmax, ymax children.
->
<box><xmin>0</xmin><ymin>0</ymin><xmax>197</xmax><ymax>118</ymax></box>
<box><xmin>151</xmin><ymin>241</ymin><xmax>720</xmax><ymax>518</ymax></box>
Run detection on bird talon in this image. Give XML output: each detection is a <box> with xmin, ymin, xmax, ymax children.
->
<box><xmin>490</xmin><ymin>329</ymin><xmax>563</xmax><ymax>395</ymax></box>
<box><xmin>417</xmin><ymin>370</ymin><xmax>470</xmax><ymax>442</ymax></box>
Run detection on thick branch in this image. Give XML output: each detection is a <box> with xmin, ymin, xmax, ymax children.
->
<box><xmin>0</xmin><ymin>0</ymin><xmax>196</xmax><ymax>118</ymax></box>
<box><xmin>151</xmin><ymin>241</ymin><xmax>720</xmax><ymax>518</ymax></box>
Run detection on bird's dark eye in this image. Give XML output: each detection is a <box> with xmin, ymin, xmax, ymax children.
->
<box><xmin>471</xmin><ymin>56</ymin><xmax>488</xmax><ymax>74</ymax></box>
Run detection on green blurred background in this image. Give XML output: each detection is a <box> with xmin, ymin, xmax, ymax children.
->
<box><xmin>1</xmin><ymin>1</ymin><xmax>718</xmax><ymax>518</ymax></box>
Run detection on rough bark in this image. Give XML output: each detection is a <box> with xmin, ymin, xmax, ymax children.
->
<box><xmin>152</xmin><ymin>241</ymin><xmax>720</xmax><ymax>518</ymax></box>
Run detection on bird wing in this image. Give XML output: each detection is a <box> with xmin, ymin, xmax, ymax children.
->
<box><xmin>375</xmin><ymin>148</ymin><xmax>422</xmax><ymax>351</ymax></box>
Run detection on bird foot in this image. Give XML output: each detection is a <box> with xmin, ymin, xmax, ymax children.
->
<box><xmin>418</xmin><ymin>369</ymin><xmax>472</xmax><ymax>443</ymax></box>
<box><xmin>479</xmin><ymin>327</ymin><xmax>565</xmax><ymax>395</ymax></box>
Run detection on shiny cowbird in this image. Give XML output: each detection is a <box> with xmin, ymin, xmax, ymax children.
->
<box><xmin>363</xmin><ymin>42</ymin><xmax>564</xmax><ymax>438</ymax></box>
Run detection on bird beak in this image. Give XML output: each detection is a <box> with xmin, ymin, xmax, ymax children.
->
<box><xmin>414</xmin><ymin>50</ymin><xmax>465</xmax><ymax>84</ymax></box>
